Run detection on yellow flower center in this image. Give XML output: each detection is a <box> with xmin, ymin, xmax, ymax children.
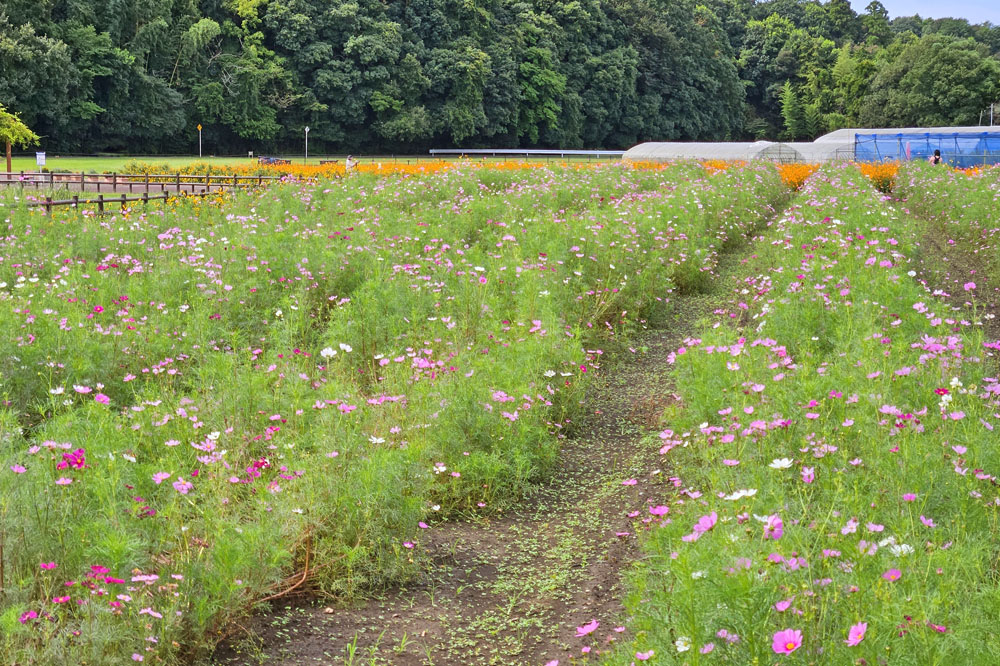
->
<box><xmin>786</xmin><ymin>642</ymin><xmax>796</xmax><ymax>651</ymax></box>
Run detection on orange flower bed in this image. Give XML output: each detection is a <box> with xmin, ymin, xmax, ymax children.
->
<box><xmin>857</xmin><ymin>161</ymin><xmax>899</xmax><ymax>193</ymax></box>
<box><xmin>701</xmin><ymin>159</ymin><xmax>746</xmax><ymax>174</ymax></box>
<box><xmin>777</xmin><ymin>163</ymin><xmax>820</xmax><ymax>190</ymax></box>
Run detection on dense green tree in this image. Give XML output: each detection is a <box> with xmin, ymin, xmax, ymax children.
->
<box><xmin>859</xmin><ymin>34</ymin><xmax>1000</xmax><ymax>128</ymax></box>
<box><xmin>2</xmin><ymin>0</ymin><xmax>999</xmax><ymax>153</ymax></box>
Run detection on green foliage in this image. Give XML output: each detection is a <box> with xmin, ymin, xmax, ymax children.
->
<box><xmin>0</xmin><ymin>103</ymin><xmax>39</xmax><ymax>148</ymax></box>
<box><xmin>1</xmin><ymin>1</ymin><xmax>999</xmax><ymax>153</ymax></box>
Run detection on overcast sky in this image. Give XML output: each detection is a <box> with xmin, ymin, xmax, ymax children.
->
<box><xmin>849</xmin><ymin>1</ymin><xmax>999</xmax><ymax>24</ymax></box>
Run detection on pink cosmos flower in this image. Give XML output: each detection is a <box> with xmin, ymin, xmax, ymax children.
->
<box><xmin>55</xmin><ymin>477</ymin><xmax>73</xmax><ymax>485</ymax></box>
<box><xmin>622</xmin><ymin>478</ymin><xmax>637</xmax><ymax>486</ymax></box>
<box><xmin>576</xmin><ymin>619</ymin><xmax>599</xmax><ymax>636</ymax></box>
<box><xmin>40</xmin><ymin>562</ymin><xmax>57</xmax><ymax>570</ymax></box>
<box><xmin>801</xmin><ymin>467</ymin><xmax>815</xmax><ymax>484</ymax></box>
<box><xmin>152</xmin><ymin>472</ymin><xmax>170</xmax><ymax>485</ymax></box>
<box><xmin>649</xmin><ymin>505</ymin><xmax>669</xmax><ymax>517</ymax></box>
<box><xmin>172</xmin><ymin>478</ymin><xmax>193</xmax><ymax>494</ymax></box>
<box><xmin>883</xmin><ymin>568</ymin><xmax>901</xmax><ymax>581</ymax></box>
<box><xmin>920</xmin><ymin>515</ymin><xmax>937</xmax><ymax>528</ymax></box>
<box><xmin>775</xmin><ymin>598</ymin><xmax>793</xmax><ymax>612</ymax></box>
<box><xmin>764</xmin><ymin>514</ymin><xmax>784</xmax><ymax>540</ymax></box>
<box><xmin>94</xmin><ymin>393</ymin><xmax>110</xmax><ymax>405</ymax></box>
<box><xmin>902</xmin><ymin>493</ymin><xmax>917</xmax><ymax>501</ymax></box>
<box><xmin>52</xmin><ymin>596</ymin><xmax>71</xmax><ymax>603</ymax></box>
<box><xmin>635</xmin><ymin>650</ymin><xmax>655</xmax><ymax>660</ymax></box>
<box><xmin>964</xmin><ymin>282</ymin><xmax>976</xmax><ymax>291</ymax></box>
<box><xmin>772</xmin><ymin>628</ymin><xmax>802</xmax><ymax>654</ymax></box>
<box><xmin>694</xmin><ymin>511</ymin><xmax>718</xmax><ymax>533</ymax></box>
<box><xmin>845</xmin><ymin>621</ymin><xmax>867</xmax><ymax>646</ymax></box>
<box><xmin>700</xmin><ymin>643</ymin><xmax>715</xmax><ymax>654</ymax></box>
<box><xmin>10</xmin><ymin>464</ymin><xmax>26</xmax><ymax>474</ymax></box>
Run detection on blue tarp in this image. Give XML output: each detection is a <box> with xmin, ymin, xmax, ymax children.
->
<box><xmin>854</xmin><ymin>132</ymin><xmax>1000</xmax><ymax>168</ymax></box>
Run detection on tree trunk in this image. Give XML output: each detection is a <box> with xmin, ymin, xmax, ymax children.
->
<box><xmin>5</xmin><ymin>140</ymin><xmax>10</xmax><ymax>174</ymax></box>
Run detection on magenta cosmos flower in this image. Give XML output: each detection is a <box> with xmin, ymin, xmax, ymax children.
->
<box><xmin>772</xmin><ymin>628</ymin><xmax>802</xmax><ymax>654</ymax></box>
<box><xmin>845</xmin><ymin>621</ymin><xmax>867</xmax><ymax>646</ymax></box>
<box><xmin>882</xmin><ymin>568</ymin><xmax>902</xmax><ymax>581</ymax></box>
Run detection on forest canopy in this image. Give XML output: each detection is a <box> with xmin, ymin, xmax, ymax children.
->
<box><xmin>1</xmin><ymin>0</ymin><xmax>998</xmax><ymax>154</ymax></box>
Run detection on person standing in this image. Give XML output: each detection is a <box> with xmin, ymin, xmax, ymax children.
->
<box><xmin>345</xmin><ymin>155</ymin><xmax>358</xmax><ymax>173</ymax></box>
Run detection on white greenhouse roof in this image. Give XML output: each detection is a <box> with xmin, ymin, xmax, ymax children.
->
<box><xmin>624</xmin><ymin>140</ymin><xmax>853</xmax><ymax>163</ymax></box>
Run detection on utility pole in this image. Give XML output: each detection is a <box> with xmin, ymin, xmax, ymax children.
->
<box><xmin>304</xmin><ymin>126</ymin><xmax>310</xmax><ymax>163</ymax></box>
<box><xmin>197</xmin><ymin>124</ymin><xmax>203</xmax><ymax>157</ymax></box>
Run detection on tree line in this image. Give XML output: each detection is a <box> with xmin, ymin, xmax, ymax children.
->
<box><xmin>1</xmin><ymin>0</ymin><xmax>998</xmax><ymax>154</ymax></box>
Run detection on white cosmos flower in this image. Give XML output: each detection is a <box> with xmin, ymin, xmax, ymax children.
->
<box><xmin>675</xmin><ymin>636</ymin><xmax>692</xmax><ymax>653</ymax></box>
<box><xmin>369</xmin><ymin>435</ymin><xmax>385</xmax><ymax>444</ymax></box>
<box><xmin>339</xmin><ymin>343</ymin><xmax>352</xmax><ymax>352</ymax></box>
<box><xmin>724</xmin><ymin>488</ymin><xmax>758</xmax><ymax>501</ymax></box>
<box><xmin>544</xmin><ymin>370</ymin><xmax>556</xmax><ymax>377</ymax></box>
<box><xmin>769</xmin><ymin>458</ymin><xmax>794</xmax><ymax>469</ymax></box>
<box><xmin>320</xmin><ymin>347</ymin><xmax>337</xmax><ymax>358</ymax></box>
<box><xmin>889</xmin><ymin>543</ymin><xmax>914</xmax><ymax>557</ymax></box>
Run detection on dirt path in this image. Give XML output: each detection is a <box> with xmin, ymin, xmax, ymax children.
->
<box><xmin>213</xmin><ymin>274</ymin><xmax>738</xmax><ymax>666</ymax></box>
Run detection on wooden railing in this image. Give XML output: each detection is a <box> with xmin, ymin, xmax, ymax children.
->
<box><xmin>10</xmin><ymin>190</ymin><xmax>213</xmax><ymax>216</ymax></box>
<box><xmin>0</xmin><ymin>171</ymin><xmax>284</xmax><ymax>194</ymax></box>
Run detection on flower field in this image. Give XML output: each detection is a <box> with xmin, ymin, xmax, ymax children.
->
<box><xmin>608</xmin><ymin>164</ymin><xmax>1000</xmax><ymax>664</ymax></box>
<box><xmin>2</xmin><ymin>159</ymin><xmax>997</xmax><ymax>665</ymax></box>
<box><xmin>0</xmin><ymin>162</ymin><xmax>789</xmax><ymax>663</ymax></box>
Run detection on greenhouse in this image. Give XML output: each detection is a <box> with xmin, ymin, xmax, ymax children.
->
<box><xmin>623</xmin><ymin>126</ymin><xmax>1000</xmax><ymax>166</ymax></box>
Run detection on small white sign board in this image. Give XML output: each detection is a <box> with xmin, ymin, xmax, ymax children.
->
<box><xmin>36</xmin><ymin>152</ymin><xmax>46</xmax><ymax>167</ymax></box>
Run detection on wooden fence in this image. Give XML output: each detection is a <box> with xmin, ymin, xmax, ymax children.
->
<box><xmin>14</xmin><ymin>190</ymin><xmax>213</xmax><ymax>216</ymax></box>
<box><xmin>0</xmin><ymin>171</ymin><xmax>283</xmax><ymax>195</ymax></box>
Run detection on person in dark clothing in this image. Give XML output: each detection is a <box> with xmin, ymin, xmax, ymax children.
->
<box><xmin>930</xmin><ymin>149</ymin><xmax>943</xmax><ymax>165</ymax></box>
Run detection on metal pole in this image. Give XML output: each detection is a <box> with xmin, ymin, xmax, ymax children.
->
<box><xmin>199</xmin><ymin>129</ymin><xmax>203</xmax><ymax>157</ymax></box>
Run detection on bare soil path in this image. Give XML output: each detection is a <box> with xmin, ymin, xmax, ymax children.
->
<box><xmin>213</xmin><ymin>270</ymin><xmax>743</xmax><ymax>666</ymax></box>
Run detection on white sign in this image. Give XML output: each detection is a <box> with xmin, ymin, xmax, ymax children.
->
<box><xmin>36</xmin><ymin>152</ymin><xmax>46</xmax><ymax>166</ymax></box>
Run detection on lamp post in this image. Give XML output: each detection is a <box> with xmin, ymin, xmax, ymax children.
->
<box><xmin>304</xmin><ymin>126</ymin><xmax>310</xmax><ymax>163</ymax></box>
<box><xmin>197</xmin><ymin>124</ymin><xmax>203</xmax><ymax>158</ymax></box>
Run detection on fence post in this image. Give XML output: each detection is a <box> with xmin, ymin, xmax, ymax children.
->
<box><xmin>233</xmin><ymin>174</ymin><xmax>237</xmax><ymax>189</ymax></box>
<box><xmin>205</xmin><ymin>172</ymin><xmax>210</xmax><ymax>190</ymax></box>
<box><xmin>175</xmin><ymin>173</ymin><xmax>181</xmax><ymax>193</ymax></box>
<box><xmin>97</xmin><ymin>194</ymin><xmax>104</xmax><ymax>215</ymax></box>
<box><xmin>258</xmin><ymin>175</ymin><xmax>262</xmax><ymax>188</ymax></box>
<box><xmin>121</xmin><ymin>194</ymin><xmax>127</xmax><ymax>212</ymax></box>
<box><xmin>50</xmin><ymin>172</ymin><xmax>54</xmax><ymax>189</ymax></box>
<box><xmin>142</xmin><ymin>192</ymin><xmax>149</xmax><ymax>207</ymax></box>
<box><xmin>45</xmin><ymin>196</ymin><xmax>52</xmax><ymax>216</ymax></box>
<box><xmin>72</xmin><ymin>195</ymin><xmax>79</xmax><ymax>209</ymax></box>
<box><xmin>19</xmin><ymin>171</ymin><xmax>24</xmax><ymax>189</ymax></box>
<box><xmin>145</xmin><ymin>174</ymin><xmax>150</xmax><ymax>194</ymax></box>
<box><xmin>112</xmin><ymin>172</ymin><xmax>117</xmax><ymax>190</ymax></box>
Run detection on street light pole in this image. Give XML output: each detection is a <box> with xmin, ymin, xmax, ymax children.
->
<box><xmin>197</xmin><ymin>124</ymin><xmax>203</xmax><ymax>158</ymax></box>
<box><xmin>304</xmin><ymin>126</ymin><xmax>310</xmax><ymax>163</ymax></box>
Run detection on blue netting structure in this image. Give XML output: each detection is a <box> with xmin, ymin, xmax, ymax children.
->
<box><xmin>854</xmin><ymin>132</ymin><xmax>1000</xmax><ymax>167</ymax></box>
